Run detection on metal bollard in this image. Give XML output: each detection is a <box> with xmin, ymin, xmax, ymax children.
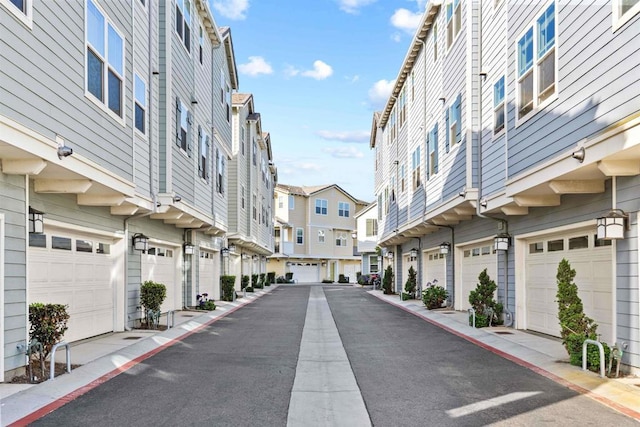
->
<box><xmin>468</xmin><ymin>308</ymin><xmax>476</xmax><ymax>328</ymax></box>
<box><xmin>582</xmin><ymin>339</ymin><xmax>605</xmax><ymax>378</ymax></box>
<box><xmin>50</xmin><ymin>342</ymin><xmax>71</xmax><ymax>380</ymax></box>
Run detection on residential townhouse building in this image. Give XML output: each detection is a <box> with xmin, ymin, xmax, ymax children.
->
<box><xmin>228</xmin><ymin>93</ymin><xmax>276</xmax><ymax>289</ymax></box>
<box><xmin>373</xmin><ymin>0</ymin><xmax>640</xmax><ymax>372</ymax></box>
<box><xmin>0</xmin><ymin>0</ymin><xmax>249</xmax><ymax>381</ymax></box>
<box><xmin>354</xmin><ymin>202</ymin><xmax>380</xmax><ymax>278</ymax></box>
<box><xmin>272</xmin><ymin>184</ymin><xmax>367</xmax><ymax>283</ymax></box>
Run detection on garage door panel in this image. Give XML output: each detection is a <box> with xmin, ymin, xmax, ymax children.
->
<box><xmin>459</xmin><ymin>242</ymin><xmax>497</xmax><ymax>310</ymax></box>
<box><xmin>290</xmin><ymin>264</ymin><xmax>320</xmax><ymax>283</ymax></box>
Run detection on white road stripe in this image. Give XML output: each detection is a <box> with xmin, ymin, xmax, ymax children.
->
<box><xmin>446</xmin><ymin>391</ymin><xmax>543</xmax><ymax>418</ymax></box>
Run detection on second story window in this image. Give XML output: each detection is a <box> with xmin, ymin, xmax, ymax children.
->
<box><xmin>252</xmin><ymin>140</ymin><xmax>257</xmax><ymax>165</ymax></box>
<box><xmin>494</xmin><ymin>76</ymin><xmax>505</xmax><ymax>134</ymax></box>
<box><xmin>446</xmin><ymin>0</ymin><xmax>461</xmax><ymax>49</ymax></box>
<box><xmin>338</xmin><ymin>202</ymin><xmax>350</xmax><ymax>218</ymax></box>
<box><xmin>335</xmin><ymin>232</ymin><xmax>347</xmax><ymax>247</ymax></box>
<box><xmin>5</xmin><ymin>0</ymin><xmax>32</xmax><ymax>27</ymax></box>
<box><xmin>315</xmin><ymin>199</ymin><xmax>328</xmax><ymax>215</ymax></box>
<box><xmin>296</xmin><ymin>228</ymin><xmax>304</xmax><ymax>245</ymax></box>
<box><xmin>517</xmin><ymin>2</ymin><xmax>556</xmax><ymax>121</ymax></box>
<box><xmin>198</xmin><ymin>127</ymin><xmax>210</xmax><ymax>180</ymax></box>
<box><xmin>199</xmin><ymin>26</ymin><xmax>204</xmax><ymax>64</ymax></box>
<box><xmin>412</xmin><ymin>146</ymin><xmax>421</xmax><ymax>190</ymax></box>
<box><xmin>427</xmin><ymin>124</ymin><xmax>439</xmax><ymax>178</ymax></box>
<box><xmin>614</xmin><ymin>0</ymin><xmax>640</xmax><ymax>29</ymax></box>
<box><xmin>175</xmin><ymin>98</ymin><xmax>191</xmax><ymax>155</ymax></box>
<box><xmin>318</xmin><ymin>230</ymin><xmax>325</xmax><ymax>243</ymax></box>
<box><xmin>216</xmin><ymin>148</ymin><xmax>225</xmax><ymax>194</ymax></box>
<box><xmin>278</xmin><ymin>196</ymin><xmax>284</xmax><ymax>209</ymax></box>
<box><xmin>253</xmin><ymin>194</ymin><xmax>257</xmax><ymax>220</ymax></box>
<box><xmin>241</xmin><ymin>186</ymin><xmax>245</xmax><ymax>209</ymax></box>
<box><xmin>134</xmin><ymin>74</ymin><xmax>146</xmax><ymax>134</ymax></box>
<box><xmin>175</xmin><ymin>0</ymin><xmax>191</xmax><ymax>52</ymax></box>
<box><xmin>400</xmin><ymin>164</ymin><xmax>406</xmax><ymax>192</ymax></box>
<box><xmin>86</xmin><ymin>0</ymin><xmax>124</xmax><ymax>119</ymax></box>
<box><xmin>366</xmin><ymin>219</ymin><xmax>378</xmax><ymax>236</ymax></box>
<box><xmin>289</xmin><ymin>195</ymin><xmax>295</xmax><ymax>210</ymax></box>
<box><xmin>445</xmin><ymin>94</ymin><xmax>462</xmax><ymax>152</ymax></box>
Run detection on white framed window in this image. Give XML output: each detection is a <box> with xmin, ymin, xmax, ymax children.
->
<box><xmin>369</xmin><ymin>255</ymin><xmax>379</xmax><ymax>273</ymax></box>
<box><xmin>517</xmin><ymin>2</ymin><xmax>556</xmax><ymax>122</ymax></box>
<box><xmin>613</xmin><ymin>0</ymin><xmax>640</xmax><ymax>30</ymax></box>
<box><xmin>427</xmin><ymin>124</ymin><xmax>439</xmax><ymax>178</ymax></box>
<box><xmin>252</xmin><ymin>140</ymin><xmax>257</xmax><ymax>165</ymax></box>
<box><xmin>241</xmin><ymin>186</ymin><xmax>245</xmax><ymax>209</ymax></box>
<box><xmin>198</xmin><ymin>127</ymin><xmax>210</xmax><ymax>180</ymax></box>
<box><xmin>338</xmin><ymin>202</ymin><xmax>350</xmax><ymax>217</ymax></box>
<box><xmin>253</xmin><ymin>194</ymin><xmax>257</xmax><ymax>220</ymax></box>
<box><xmin>493</xmin><ymin>76</ymin><xmax>505</xmax><ymax>134</ymax></box>
<box><xmin>199</xmin><ymin>26</ymin><xmax>204</xmax><ymax>64</ymax></box>
<box><xmin>445</xmin><ymin>94</ymin><xmax>461</xmax><ymax>153</ymax></box>
<box><xmin>225</xmin><ymin>83</ymin><xmax>231</xmax><ymax>122</ymax></box>
<box><xmin>366</xmin><ymin>219</ymin><xmax>378</xmax><ymax>237</ymax></box>
<box><xmin>296</xmin><ymin>228</ymin><xmax>304</xmax><ymax>245</ymax></box>
<box><xmin>411</xmin><ymin>146</ymin><xmax>421</xmax><ymax>190</ymax></box>
<box><xmin>175</xmin><ymin>98</ymin><xmax>191</xmax><ymax>155</ymax></box>
<box><xmin>216</xmin><ymin>148</ymin><xmax>225</xmax><ymax>194</ymax></box>
<box><xmin>446</xmin><ymin>0</ymin><xmax>461</xmax><ymax>49</ymax></box>
<box><xmin>86</xmin><ymin>0</ymin><xmax>124</xmax><ymax>120</ymax></box>
<box><xmin>315</xmin><ymin>199</ymin><xmax>328</xmax><ymax>215</ymax></box>
<box><xmin>288</xmin><ymin>195</ymin><xmax>294</xmax><ymax>210</ymax></box>
<box><xmin>175</xmin><ymin>0</ymin><xmax>191</xmax><ymax>53</ymax></box>
<box><xmin>278</xmin><ymin>196</ymin><xmax>284</xmax><ymax>209</ymax></box>
<box><xmin>433</xmin><ymin>24</ymin><xmax>438</xmax><ymax>61</ymax></box>
<box><xmin>318</xmin><ymin>230</ymin><xmax>325</xmax><ymax>243</ymax></box>
<box><xmin>2</xmin><ymin>0</ymin><xmax>33</xmax><ymax>27</ymax></box>
<box><xmin>400</xmin><ymin>164</ymin><xmax>406</xmax><ymax>192</ymax></box>
<box><xmin>134</xmin><ymin>74</ymin><xmax>146</xmax><ymax>134</ymax></box>
<box><xmin>335</xmin><ymin>232</ymin><xmax>347</xmax><ymax>247</ymax></box>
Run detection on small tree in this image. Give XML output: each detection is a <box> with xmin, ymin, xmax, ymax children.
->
<box><xmin>140</xmin><ymin>281</ymin><xmax>166</xmax><ymax>326</ymax></box>
<box><xmin>220</xmin><ymin>275</ymin><xmax>236</xmax><ymax>302</ymax></box>
<box><xmin>468</xmin><ymin>269</ymin><xmax>503</xmax><ymax>327</ymax></box>
<box><xmin>556</xmin><ymin>258</ymin><xmax>607</xmax><ymax>369</ymax></box>
<box><xmin>241</xmin><ymin>275</ymin><xmax>250</xmax><ymax>290</ymax></box>
<box><xmin>29</xmin><ymin>303</ymin><xmax>69</xmax><ymax>361</ymax></box>
<box><xmin>382</xmin><ymin>265</ymin><xmax>394</xmax><ymax>294</ymax></box>
<box><xmin>251</xmin><ymin>274</ymin><xmax>260</xmax><ymax>289</ymax></box>
<box><xmin>404</xmin><ymin>266</ymin><xmax>417</xmax><ymax>298</ymax></box>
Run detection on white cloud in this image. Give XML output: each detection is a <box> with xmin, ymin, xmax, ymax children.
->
<box><xmin>368</xmin><ymin>79</ymin><xmax>395</xmax><ymax>110</ymax></box>
<box><xmin>238</xmin><ymin>56</ymin><xmax>273</xmax><ymax>77</ymax></box>
<box><xmin>323</xmin><ymin>146</ymin><xmax>365</xmax><ymax>159</ymax></box>
<box><xmin>212</xmin><ymin>0</ymin><xmax>249</xmax><ymax>20</ymax></box>
<box><xmin>301</xmin><ymin>60</ymin><xmax>333</xmax><ymax>80</ymax></box>
<box><xmin>337</xmin><ymin>0</ymin><xmax>377</xmax><ymax>14</ymax></box>
<box><xmin>316</xmin><ymin>130</ymin><xmax>370</xmax><ymax>144</ymax></box>
<box><xmin>390</xmin><ymin>8</ymin><xmax>423</xmax><ymax>34</ymax></box>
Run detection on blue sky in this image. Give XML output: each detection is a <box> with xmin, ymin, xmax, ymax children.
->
<box><xmin>211</xmin><ymin>0</ymin><xmax>427</xmax><ymax>202</ymax></box>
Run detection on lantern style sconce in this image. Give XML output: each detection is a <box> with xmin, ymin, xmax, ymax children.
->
<box><xmin>242</xmin><ymin>253</ymin><xmax>249</xmax><ymax>260</ymax></box>
<box><xmin>28</xmin><ymin>207</ymin><xmax>44</xmax><ymax>234</ymax></box>
<box><xmin>132</xmin><ymin>233</ymin><xmax>149</xmax><ymax>251</ymax></box>
<box><xmin>252</xmin><ymin>255</ymin><xmax>258</xmax><ymax>261</ymax></box>
<box><xmin>387</xmin><ymin>251</ymin><xmax>394</xmax><ymax>260</ymax></box>
<box><xmin>439</xmin><ymin>242</ymin><xmax>451</xmax><ymax>255</ymax></box>
<box><xmin>228</xmin><ymin>244</ymin><xmax>236</xmax><ymax>253</ymax></box>
<box><xmin>597</xmin><ymin>209</ymin><xmax>628</xmax><ymax>240</ymax></box>
<box><xmin>351</xmin><ymin>231</ymin><xmax>357</xmax><ymax>240</ymax></box>
<box><xmin>494</xmin><ymin>234</ymin><xmax>510</xmax><ymax>251</ymax></box>
<box><xmin>410</xmin><ymin>248</ymin><xmax>418</xmax><ymax>258</ymax></box>
<box><xmin>221</xmin><ymin>248</ymin><xmax>230</xmax><ymax>257</ymax></box>
<box><xmin>183</xmin><ymin>243</ymin><xmax>195</xmax><ymax>255</ymax></box>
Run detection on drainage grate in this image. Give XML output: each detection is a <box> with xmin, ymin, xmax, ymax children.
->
<box><xmin>123</xmin><ymin>336</ymin><xmax>143</xmax><ymax>340</ymax></box>
<box><xmin>438</xmin><ymin>312</ymin><xmax>456</xmax><ymax>314</ymax></box>
<box><xmin>493</xmin><ymin>331</ymin><xmax>514</xmax><ymax>335</ymax></box>
<box><xmin>181</xmin><ymin>315</ymin><xmax>195</xmax><ymax>318</ymax></box>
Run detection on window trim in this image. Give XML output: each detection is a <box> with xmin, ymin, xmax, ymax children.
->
<box><xmin>85</xmin><ymin>0</ymin><xmax>126</xmax><ymax>125</ymax></box>
<box><xmin>296</xmin><ymin>228</ymin><xmax>304</xmax><ymax>245</ymax></box>
<box><xmin>315</xmin><ymin>199</ymin><xmax>328</xmax><ymax>216</ymax></box>
<box><xmin>338</xmin><ymin>201</ymin><xmax>350</xmax><ymax>218</ymax></box>
<box><xmin>412</xmin><ymin>146</ymin><xmax>421</xmax><ymax>191</ymax></box>
<box><xmin>288</xmin><ymin>195</ymin><xmax>295</xmax><ymax>210</ymax></box>
<box><xmin>175</xmin><ymin>0</ymin><xmax>192</xmax><ymax>54</ymax></box>
<box><xmin>134</xmin><ymin>73</ymin><xmax>147</xmax><ymax>136</ymax></box>
<box><xmin>318</xmin><ymin>230</ymin><xmax>325</xmax><ymax>243</ymax></box>
<box><xmin>493</xmin><ymin>76</ymin><xmax>505</xmax><ymax>136</ymax></box>
<box><xmin>613</xmin><ymin>0</ymin><xmax>640</xmax><ymax>31</ymax></box>
<box><xmin>1</xmin><ymin>0</ymin><xmax>33</xmax><ymax>28</ymax></box>
<box><xmin>446</xmin><ymin>0</ymin><xmax>461</xmax><ymax>51</ymax></box>
<box><xmin>515</xmin><ymin>1</ymin><xmax>558</xmax><ymax>126</ymax></box>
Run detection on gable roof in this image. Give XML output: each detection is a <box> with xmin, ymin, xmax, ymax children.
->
<box><xmin>276</xmin><ymin>183</ymin><xmax>368</xmax><ymax>205</ymax></box>
<box><xmin>219</xmin><ymin>27</ymin><xmax>239</xmax><ymax>90</ymax></box>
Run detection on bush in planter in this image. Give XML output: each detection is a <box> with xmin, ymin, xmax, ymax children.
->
<box><xmin>358</xmin><ymin>274</ymin><xmax>369</xmax><ymax>286</ymax></box>
<box><xmin>422</xmin><ymin>280</ymin><xmax>449</xmax><ymax>309</ymax></box>
<box><xmin>140</xmin><ymin>281</ymin><xmax>167</xmax><ymax>326</ymax></box>
<box><xmin>404</xmin><ymin>266</ymin><xmax>417</xmax><ymax>298</ymax></box>
<box><xmin>338</xmin><ymin>274</ymin><xmax>349</xmax><ymax>283</ymax></box>
<box><xmin>556</xmin><ymin>258</ymin><xmax>608</xmax><ymax>370</ymax></box>
<box><xmin>220</xmin><ymin>275</ymin><xmax>236</xmax><ymax>302</ymax></box>
<box><xmin>28</xmin><ymin>303</ymin><xmax>70</xmax><ymax>361</ymax></box>
<box><xmin>468</xmin><ymin>269</ymin><xmax>503</xmax><ymax>328</ymax></box>
<box><xmin>252</xmin><ymin>274</ymin><xmax>263</xmax><ymax>289</ymax></box>
<box><xmin>245</xmin><ymin>286</ymin><xmax>254</xmax><ymax>293</ymax></box>
<box><xmin>267</xmin><ymin>272</ymin><xmax>276</xmax><ymax>286</ymax></box>
<box><xmin>322</xmin><ymin>278</ymin><xmax>334</xmax><ymax>283</ymax></box>
<box><xmin>259</xmin><ymin>273</ymin><xmax>266</xmax><ymax>288</ymax></box>
<box><xmin>241</xmin><ymin>275</ymin><xmax>250</xmax><ymax>290</ymax></box>
<box><xmin>382</xmin><ymin>265</ymin><xmax>393</xmax><ymax>294</ymax></box>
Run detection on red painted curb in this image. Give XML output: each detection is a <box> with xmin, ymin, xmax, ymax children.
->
<box><xmin>8</xmin><ymin>291</ymin><xmax>272</xmax><ymax>427</ymax></box>
<box><xmin>371</xmin><ymin>292</ymin><xmax>640</xmax><ymax>421</ymax></box>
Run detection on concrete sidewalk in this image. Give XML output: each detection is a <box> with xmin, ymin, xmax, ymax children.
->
<box><xmin>368</xmin><ymin>288</ymin><xmax>640</xmax><ymax>421</ymax></box>
<box><xmin>0</xmin><ymin>285</ymin><xmax>278</xmax><ymax>427</ymax></box>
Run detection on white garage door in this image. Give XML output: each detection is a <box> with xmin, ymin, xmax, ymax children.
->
<box><xmin>289</xmin><ymin>263</ymin><xmax>320</xmax><ymax>283</ymax></box>
<box><xmin>424</xmin><ymin>251</ymin><xmax>446</xmax><ymax>287</ymax></box>
<box><xmin>142</xmin><ymin>244</ymin><xmax>179</xmax><ymax>313</ymax></box>
<box><xmin>29</xmin><ymin>228</ymin><xmax>116</xmax><ymax>343</ymax></box>
<box><xmin>458</xmin><ymin>241</ymin><xmax>497</xmax><ymax>311</ymax></box>
<box><xmin>525</xmin><ymin>229</ymin><xmax>612</xmax><ymax>343</ymax></box>
<box><xmin>199</xmin><ymin>250</ymin><xmax>220</xmax><ymax>300</ymax></box>
<box><xmin>342</xmin><ymin>263</ymin><xmax>358</xmax><ymax>283</ymax></box>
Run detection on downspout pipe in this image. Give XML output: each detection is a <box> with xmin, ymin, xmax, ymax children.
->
<box><xmin>475</xmin><ymin>1</ymin><xmax>512</xmax><ymax>326</ymax></box>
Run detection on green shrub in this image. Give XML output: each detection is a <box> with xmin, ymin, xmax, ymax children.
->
<box><xmin>140</xmin><ymin>281</ymin><xmax>167</xmax><ymax>326</ymax></box>
<box><xmin>267</xmin><ymin>272</ymin><xmax>276</xmax><ymax>286</ymax></box>
<box><xmin>404</xmin><ymin>266</ymin><xmax>417</xmax><ymax>296</ymax></box>
<box><xmin>202</xmin><ymin>300</ymin><xmax>216</xmax><ymax>310</ymax></box>
<box><xmin>241</xmin><ymin>275</ymin><xmax>250</xmax><ymax>290</ymax></box>
<box><xmin>468</xmin><ymin>269</ymin><xmax>503</xmax><ymax>327</ymax></box>
<box><xmin>556</xmin><ymin>259</ymin><xmax>605</xmax><ymax>369</ymax></box>
<box><xmin>382</xmin><ymin>265</ymin><xmax>393</xmax><ymax>294</ymax></box>
<box><xmin>28</xmin><ymin>303</ymin><xmax>70</xmax><ymax>360</ymax></box>
<box><xmin>245</xmin><ymin>286</ymin><xmax>254</xmax><ymax>293</ymax></box>
<box><xmin>422</xmin><ymin>282</ymin><xmax>448</xmax><ymax>309</ymax></box>
<box><xmin>252</xmin><ymin>274</ymin><xmax>262</xmax><ymax>289</ymax></box>
<box><xmin>220</xmin><ymin>275</ymin><xmax>236</xmax><ymax>302</ymax></box>
<box><xmin>401</xmin><ymin>292</ymin><xmax>412</xmax><ymax>301</ymax></box>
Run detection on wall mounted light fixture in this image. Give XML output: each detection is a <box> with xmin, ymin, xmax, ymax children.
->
<box><xmin>132</xmin><ymin>233</ymin><xmax>149</xmax><ymax>251</ymax></box>
<box><xmin>28</xmin><ymin>207</ymin><xmax>44</xmax><ymax>234</ymax></box>
<box><xmin>494</xmin><ymin>234</ymin><xmax>510</xmax><ymax>251</ymax></box>
<box><xmin>597</xmin><ymin>209</ymin><xmax>628</xmax><ymax>240</ymax></box>
<box><xmin>439</xmin><ymin>242</ymin><xmax>451</xmax><ymax>255</ymax></box>
<box><xmin>184</xmin><ymin>243</ymin><xmax>195</xmax><ymax>255</ymax></box>
<box><xmin>571</xmin><ymin>147</ymin><xmax>585</xmax><ymax>163</ymax></box>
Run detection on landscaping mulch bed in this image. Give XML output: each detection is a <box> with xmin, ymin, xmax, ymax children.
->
<box><xmin>9</xmin><ymin>360</ymin><xmax>82</xmax><ymax>384</ymax></box>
